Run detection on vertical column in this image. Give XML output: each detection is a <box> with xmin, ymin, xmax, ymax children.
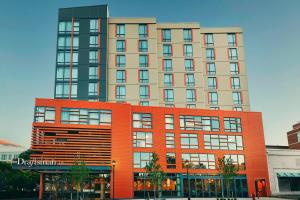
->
<box><xmin>39</xmin><ymin>173</ymin><xmax>44</xmax><ymax>200</ymax></box>
<box><xmin>69</xmin><ymin>17</ymin><xmax>74</xmax><ymax>99</ymax></box>
<box><xmin>97</xmin><ymin>17</ymin><xmax>101</xmax><ymax>99</ymax></box>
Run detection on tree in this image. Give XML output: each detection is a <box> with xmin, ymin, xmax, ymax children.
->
<box><xmin>217</xmin><ymin>156</ymin><xmax>239</xmax><ymax>198</ymax></box>
<box><xmin>18</xmin><ymin>149</ymin><xmax>33</xmax><ymax>160</ymax></box>
<box><xmin>144</xmin><ymin>152</ymin><xmax>166</xmax><ymax>199</ymax></box>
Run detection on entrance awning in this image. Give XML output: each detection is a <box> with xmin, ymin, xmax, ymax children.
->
<box><xmin>277</xmin><ymin>172</ymin><xmax>300</xmax><ymax>177</ymax></box>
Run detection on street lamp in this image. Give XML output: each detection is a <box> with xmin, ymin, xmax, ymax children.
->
<box><xmin>184</xmin><ymin>160</ymin><xmax>191</xmax><ymax>200</ymax></box>
<box><xmin>112</xmin><ymin>160</ymin><xmax>116</xmax><ymax>200</ymax></box>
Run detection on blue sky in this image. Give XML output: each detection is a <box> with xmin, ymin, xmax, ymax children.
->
<box><xmin>0</xmin><ymin>0</ymin><xmax>299</xmax><ymax>148</ymax></box>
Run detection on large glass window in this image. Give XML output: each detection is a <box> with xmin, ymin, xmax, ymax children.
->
<box><xmin>208</xmin><ymin>77</ymin><xmax>217</xmax><ymax>89</ymax></box>
<box><xmin>186</xmin><ymin>89</ymin><xmax>196</xmax><ymax>102</ymax></box>
<box><xmin>116</xmin><ymin>55</ymin><xmax>126</xmax><ymax>67</ymax></box>
<box><xmin>230</xmin><ymin>62</ymin><xmax>239</xmax><ymax>75</ymax></box>
<box><xmin>224</xmin><ymin>117</ymin><xmax>242</xmax><ymax>132</ymax></box>
<box><xmin>205</xmin><ymin>33</ymin><xmax>214</xmax><ymax>46</ymax></box>
<box><xmin>89</xmin><ymin>51</ymin><xmax>98</xmax><ymax>63</ymax></box>
<box><xmin>88</xmin><ymin>83</ymin><xmax>98</xmax><ymax>96</ymax></box>
<box><xmin>163</xmin><ymin>44</ymin><xmax>172</xmax><ymax>57</ymax></box>
<box><xmin>184</xmin><ymin>44</ymin><xmax>193</xmax><ymax>57</ymax></box>
<box><xmin>58</xmin><ymin>21</ymin><xmax>79</xmax><ymax>34</ymax></box>
<box><xmin>209</xmin><ymin>92</ymin><xmax>218</xmax><ymax>105</ymax></box>
<box><xmin>58</xmin><ymin>36</ymin><xmax>79</xmax><ymax>50</ymax></box>
<box><xmin>164</xmin><ymin>89</ymin><xmax>174</xmax><ymax>102</ymax></box>
<box><xmin>140</xmin><ymin>85</ymin><xmax>149</xmax><ymax>99</ymax></box>
<box><xmin>116</xmin><ymin>24</ymin><xmax>125</xmax><ymax>37</ymax></box>
<box><xmin>181</xmin><ymin>133</ymin><xmax>198</xmax><ymax>149</ymax></box>
<box><xmin>56</xmin><ymin>67</ymin><xmax>70</xmax><ymax>81</ymax></box>
<box><xmin>163</xmin><ymin>59</ymin><xmax>172</xmax><ymax>71</ymax></box>
<box><xmin>116</xmin><ymin>85</ymin><xmax>126</xmax><ymax>99</ymax></box>
<box><xmin>133</xmin><ymin>132</ymin><xmax>153</xmax><ymax>148</ymax></box>
<box><xmin>164</xmin><ymin>74</ymin><xmax>173</xmax><ymax>86</ymax></box>
<box><xmin>182</xmin><ymin>153</ymin><xmax>215</xmax><ymax>169</ymax></box>
<box><xmin>139</xmin><ymin>55</ymin><xmax>148</xmax><ymax>68</ymax></box>
<box><xmin>206</xmin><ymin>48</ymin><xmax>215</xmax><ymax>60</ymax></box>
<box><xmin>185</xmin><ymin>74</ymin><xmax>195</xmax><ymax>86</ymax></box>
<box><xmin>165</xmin><ymin>114</ymin><xmax>174</xmax><ymax>130</ymax></box>
<box><xmin>134</xmin><ymin>152</ymin><xmax>152</xmax><ymax>168</ymax></box>
<box><xmin>89</xmin><ymin>67</ymin><xmax>98</xmax><ymax>80</ymax></box>
<box><xmin>166</xmin><ymin>153</ymin><xmax>176</xmax><ymax>169</ymax></box>
<box><xmin>180</xmin><ymin>115</ymin><xmax>220</xmax><ymax>131</ymax></box>
<box><xmin>116</xmin><ymin>70</ymin><xmax>126</xmax><ymax>83</ymax></box>
<box><xmin>297</xmin><ymin>133</ymin><xmax>300</xmax><ymax>142</ymax></box>
<box><xmin>55</xmin><ymin>83</ymin><xmax>69</xmax><ymax>98</ymax></box>
<box><xmin>139</xmin><ymin>24</ymin><xmax>148</xmax><ymax>37</ymax></box>
<box><xmin>233</xmin><ymin>92</ymin><xmax>242</xmax><ymax>105</ymax></box>
<box><xmin>228</xmin><ymin>48</ymin><xmax>238</xmax><ymax>60</ymax></box>
<box><xmin>139</xmin><ymin>40</ymin><xmax>148</xmax><ymax>52</ymax></box>
<box><xmin>207</xmin><ymin>63</ymin><xmax>216</xmax><ymax>75</ymax></box>
<box><xmin>166</xmin><ymin>133</ymin><xmax>175</xmax><ymax>148</ymax></box>
<box><xmin>139</xmin><ymin>70</ymin><xmax>149</xmax><ymax>83</ymax></box>
<box><xmin>57</xmin><ymin>52</ymin><xmax>78</xmax><ymax>65</ymax></box>
<box><xmin>185</xmin><ymin>59</ymin><xmax>194</xmax><ymax>71</ymax></box>
<box><xmin>133</xmin><ymin>113</ymin><xmax>152</xmax><ymax>129</ymax></box>
<box><xmin>34</xmin><ymin>107</ymin><xmax>55</xmax><ymax>123</ymax></box>
<box><xmin>162</xmin><ymin>29</ymin><xmax>171</xmax><ymax>42</ymax></box>
<box><xmin>89</xmin><ymin>36</ymin><xmax>98</xmax><ymax>48</ymax></box>
<box><xmin>90</xmin><ymin>19</ymin><xmax>98</xmax><ymax>33</ymax></box>
<box><xmin>183</xmin><ymin>29</ymin><xmax>192</xmax><ymax>42</ymax></box>
<box><xmin>224</xmin><ymin>154</ymin><xmax>245</xmax><ymax>170</ymax></box>
<box><xmin>204</xmin><ymin>135</ymin><xmax>243</xmax><ymax>150</ymax></box>
<box><xmin>116</xmin><ymin>40</ymin><xmax>126</xmax><ymax>52</ymax></box>
<box><xmin>231</xmin><ymin>77</ymin><xmax>241</xmax><ymax>89</ymax></box>
<box><xmin>228</xmin><ymin>33</ymin><xmax>237</xmax><ymax>46</ymax></box>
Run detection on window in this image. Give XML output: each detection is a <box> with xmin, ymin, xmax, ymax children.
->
<box><xmin>89</xmin><ymin>36</ymin><xmax>98</xmax><ymax>48</ymax></box>
<box><xmin>116</xmin><ymin>85</ymin><xmax>126</xmax><ymax>99</ymax></box>
<box><xmin>139</xmin><ymin>40</ymin><xmax>148</xmax><ymax>52</ymax></box>
<box><xmin>162</xmin><ymin>29</ymin><xmax>171</xmax><ymax>42</ymax></box>
<box><xmin>90</xmin><ymin>19</ymin><xmax>98</xmax><ymax>32</ymax></box>
<box><xmin>58</xmin><ymin>36</ymin><xmax>79</xmax><ymax>50</ymax></box>
<box><xmin>56</xmin><ymin>83</ymin><xmax>76</xmax><ymax>98</ymax></box>
<box><xmin>187</xmin><ymin>104</ymin><xmax>196</xmax><ymax>108</ymax></box>
<box><xmin>88</xmin><ymin>83</ymin><xmax>98</xmax><ymax>96</ymax></box>
<box><xmin>228</xmin><ymin>48</ymin><xmax>238</xmax><ymax>60</ymax></box>
<box><xmin>233</xmin><ymin>92</ymin><xmax>242</xmax><ymax>105</ymax></box>
<box><xmin>133</xmin><ymin>113</ymin><xmax>152</xmax><ymax>129</ymax></box>
<box><xmin>34</xmin><ymin>107</ymin><xmax>55</xmax><ymax>123</ymax></box>
<box><xmin>228</xmin><ymin>33</ymin><xmax>237</xmax><ymax>46</ymax></box>
<box><xmin>163</xmin><ymin>44</ymin><xmax>172</xmax><ymax>57</ymax></box>
<box><xmin>57</xmin><ymin>52</ymin><xmax>78</xmax><ymax>65</ymax></box>
<box><xmin>233</xmin><ymin>107</ymin><xmax>243</xmax><ymax>111</ymax></box>
<box><xmin>164</xmin><ymin>89</ymin><xmax>174</xmax><ymax>102</ymax></box>
<box><xmin>184</xmin><ymin>59</ymin><xmax>194</xmax><ymax>71</ymax></box>
<box><xmin>139</xmin><ymin>55</ymin><xmax>148</xmax><ymax>68</ymax></box>
<box><xmin>297</xmin><ymin>133</ymin><xmax>300</xmax><ymax>142</ymax></box>
<box><xmin>209</xmin><ymin>92</ymin><xmax>218</xmax><ymax>105</ymax></box>
<box><xmin>166</xmin><ymin>153</ymin><xmax>176</xmax><ymax>169</ymax></box>
<box><xmin>181</xmin><ymin>133</ymin><xmax>198</xmax><ymax>149</ymax></box>
<box><xmin>166</xmin><ymin>133</ymin><xmax>175</xmax><ymax>148</ymax></box>
<box><xmin>206</xmin><ymin>48</ymin><xmax>215</xmax><ymax>60</ymax></box>
<box><xmin>204</xmin><ymin>135</ymin><xmax>243</xmax><ymax>150</ymax></box>
<box><xmin>163</xmin><ymin>59</ymin><xmax>172</xmax><ymax>71</ymax></box>
<box><xmin>224</xmin><ymin>154</ymin><xmax>245</xmax><ymax>170</ymax></box>
<box><xmin>116</xmin><ymin>24</ymin><xmax>125</xmax><ymax>37</ymax></box>
<box><xmin>185</xmin><ymin>74</ymin><xmax>195</xmax><ymax>86</ymax></box>
<box><xmin>116</xmin><ymin>70</ymin><xmax>126</xmax><ymax>83</ymax></box>
<box><xmin>73</xmin><ymin>22</ymin><xmax>79</xmax><ymax>33</ymax></box>
<box><xmin>116</xmin><ymin>55</ymin><xmax>126</xmax><ymax>67</ymax></box>
<box><xmin>208</xmin><ymin>77</ymin><xmax>217</xmax><ymax>89</ymax></box>
<box><xmin>230</xmin><ymin>62</ymin><xmax>239</xmax><ymax>75</ymax></box>
<box><xmin>181</xmin><ymin>154</ymin><xmax>215</xmax><ymax>169</ymax></box>
<box><xmin>183</xmin><ymin>29</ymin><xmax>192</xmax><ymax>42</ymax></box>
<box><xmin>207</xmin><ymin>63</ymin><xmax>216</xmax><ymax>75</ymax></box>
<box><xmin>164</xmin><ymin>74</ymin><xmax>173</xmax><ymax>87</ymax></box>
<box><xmin>89</xmin><ymin>67</ymin><xmax>98</xmax><ymax>80</ymax></box>
<box><xmin>205</xmin><ymin>33</ymin><xmax>214</xmax><ymax>46</ymax></box>
<box><xmin>139</xmin><ymin>85</ymin><xmax>149</xmax><ymax>99</ymax></box>
<box><xmin>58</xmin><ymin>21</ymin><xmax>79</xmax><ymax>33</ymax></box>
<box><xmin>134</xmin><ymin>152</ymin><xmax>152</xmax><ymax>168</ymax></box>
<box><xmin>61</xmin><ymin>108</ymin><xmax>111</xmax><ymax>125</ymax></box>
<box><xmin>184</xmin><ymin>44</ymin><xmax>193</xmax><ymax>57</ymax></box>
<box><xmin>231</xmin><ymin>77</ymin><xmax>241</xmax><ymax>89</ymax></box>
<box><xmin>139</xmin><ymin>70</ymin><xmax>149</xmax><ymax>83</ymax></box>
<box><xmin>56</xmin><ymin>67</ymin><xmax>71</xmax><ymax>81</ymax></box>
<box><xmin>139</xmin><ymin>24</ymin><xmax>148</xmax><ymax>37</ymax></box>
<box><xmin>186</xmin><ymin>89</ymin><xmax>196</xmax><ymax>102</ymax></box>
<box><xmin>210</xmin><ymin>106</ymin><xmax>219</xmax><ymax>110</ymax></box>
<box><xmin>180</xmin><ymin>115</ymin><xmax>220</xmax><ymax>131</ymax></box>
<box><xmin>140</xmin><ymin>101</ymin><xmax>149</xmax><ymax>106</ymax></box>
<box><xmin>165</xmin><ymin>114</ymin><xmax>174</xmax><ymax>130</ymax></box>
<box><xmin>133</xmin><ymin>132</ymin><xmax>153</xmax><ymax>148</ymax></box>
<box><xmin>116</xmin><ymin>40</ymin><xmax>126</xmax><ymax>52</ymax></box>
<box><xmin>89</xmin><ymin>51</ymin><xmax>98</xmax><ymax>63</ymax></box>
<box><xmin>224</xmin><ymin>117</ymin><xmax>242</xmax><ymax>132</ymax></box>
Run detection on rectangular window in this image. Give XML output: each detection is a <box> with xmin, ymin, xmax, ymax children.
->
<box><xmin>181</xmin><ymin>153</ymin><xmax>215</xmax><ymax>169</ymax></box>
<box><xmin>186</xmin><ymin>89</ymin><xmax>196</xmax><ymax>102</ymax></box>
<box><xmin>204</xmin><ymin>135</ymin><xmax>244</xmax><ymax>150</ymax></box>
<box><xmin>59</xmin><ymin>21</ymin><xmax>72</xmax><ymax>33</ymax></box>
<box><xmin>164</xmin><ymin>89</ymin><xmax>174</xmax><ymax>102</ymax></box>
<box><xmin>116</xmin><ymin>55</ymin><xmax>126</xmax><ymax>67</ymax></box>
<box><xmin>209</xmin><ymin>92</ymin><xmax>218</xmax><ymax>105</ymax></box>
<box><xmin>139</xmin><ymin>24</ymin><xmax>148</xmax><ymax>37</ymax></box>
<box><xmin>89</xmin><ymin>67</ymin><xmax>98</xmax><ymax>80</ymax></box>
<box><xmin>297</xmin><ymin>133</ymin><xmax>300</xmax><ymax>142</ymax></box>
<box><xmin>224</xmin><ymin>154</ymin><xmax>245</xmax><ymax>170</ymax></box>
<box><xmin>184</xmin><ymin>59</ymin><xmax>194</xmax><ymax>71</ymax></box>
<box><xmin>133</xmin><ymin>132</ymin><xmax>152</xmax><ymax>148</ymax></box>
<box><xmin>165</xmin><ymin>114</ymin><xmax>174</xmax><ymax>130</ymax></box>
<box><xmin>184</xmin><ymin>44</ymin><xmax>193</xmax><ymax>57</ymax></box>
<box><xmin>56</xmin><ymin>67</ymin><xmax>70</xmax><ymax>81</ymax></box>
<box><xmin>140</xmin><ymin>101</ymin><xmax>149</xmax><ymax>106</ymax></box>
<box><xmin>185</xmin><ymin>74</ymin><xmax>195</xmax><ymax>86</ymax></box>
<box><xmin>166</xmin><ymin>153</ymin><xmax>176</xmax><ymax>169</ymax></box>
<box><xmin>134</xmin><ymin>152</ymin><xmax>152</xmax><ymax>168</ymax></box>
<box><xmin>90</xmin><ymin>19</ymin><xmax>98</xmax><ymax>33</ymax></box>
<box><xmin>163</xmin><ymin>59</ymin><xmax>172</xmax><ymax>71</ymax></box>
<box><xmin>224</xmin><ymin>117</ymin><xmax>242</xmax><ymax>132</ymax></box>
<box><xmin>139</xmin><ymin>40</ymin><xmax>148</xmax><ymax>52</ymax></box>
<box><xmin>139</xmin><ymin>55</ymin><xmax>148</xmax><ymax>68</ymax></box>
<box><xmin>233</xmin><ymin>107</ymin><xmax>243</xmax><ymax>111</ymax></box>
<box><xmin>181</xmin><ymin>133</ymin><xmax>198</xmax><ymax>149</ymax></box>
<box><xmin>133</xmin><ymin>113</ymin><xmax>152</xmax><ymax>129</ymax></box>
<box><xmin>164</xmin><ymin>74</ymin><xmax>173</xmax><ymax>87</ymax></box>
<box><xmin>88</xmin><ymin>83</ymin><xmax>98</xmax><ymax>96</ymax></box>
<box><xmin>89</xmin><ymin>51</ymin><xmax>98</xmax><ymax>63</ymax></box>
<box><xmin>139</xmin><ymin>85</ymin><xmax>149</xmax><ymax>99</ymax></box>
<box><xmin>61</xmin><ymin>108</ymin><xmax>111</xmax><ymax>125</ymax></box>
<box><xmin>116</xmin><ymin>85</ymin><xmax>126</xmax><ymax>99</ymax></box>
<box><xmin>166</xmin><ymin>133</ymin><xmax>175</xmax><ymax>148</ymax></box>
<box><xmin>55</xmin><ymin>83</ymin><xmax>69</xmax><ymax>98</ymax></box>
<box><xmin>207</xmin><ymin>63</ymin><xmax>216</xmax><ymax>75</ymax></box>
<box><xmin>183</xmin><ymin>29</ymin><xmax>192</xmax><ymax>42</ymax></box>
<box><xmin>116</xmin><ymin>70</ymin><xmax>126</xmax><ymax>83</ymax></box>
<box><xmin>162</xmin><ymin>29</ymin><xmax>171</xmax><ymax>42</ymax></box>
<box><xmin>57</xmin><ymin>52</ymin><xmax>78</xmax><ymax>65</ymax></box>
<box><xmin>116</xmin><ymin>40</ymin><xmax>126</xmax><ymax>52</ymax></box>
<box><xmin>34</xmin><ymin>107</ymin><xmax>55</xmax><ymax>123</ymax></box>
<box><xmin>180</xmin><ymin>115</ymin><xmax>220</xmax><ymax>131</ymax></box>
<box><xmin>58</xmin><ymin>36</ymin><xmax>79</xmax><ymax>50</ymax></box>
<box><xmin>228</xmin><ymin>33</ymin><xmax>237</xmax><ymax>46</ymax></box>
<box><xmin>208</xmin><ymin>77</ymin><xmax>217</xmax><ymax>89</ymax></box>
<box><xmin>116</xmin><ymin>24</ymin><xmax>125</xmax><ymax>37</ymax></box>
<box><xmin>233</xmin><ymin>92</ymin><xmax>242</xmax><ymax>105</ymax></box>
<box><xmin>187</xmin><ymin>104</ymin><xmax>196</xmax><ymax>108</ymax></box>
<box><xmin>205</xmin><ymin>33</ymin><xmax>214</xmax><ymax>46</ymax></box>
<box><xmin>163</xmin><ymin>44</ymin><xmax>172</xmax><ymax>57</ymax></box>
<box><xmin>228</xmin><ymin>48</ymin><xmax>238</xmax><ymax>60</ymax></box>
<box><xmin>139</xmin><ymin>70</ymin><xmax>149</xmax><ymax>83</ymax></box>
<box><xmin>230</xmin><ymin>62</ymin><xmax>239</xmax><ymax>75</ymax></box>
<box><xmin>231</xmin><ymin>77</ymin><xmax>241</xmax><ymax>89</ymax></box>
<box><xmin>89</xmin><ymin>36</ymin><xmax>98</xmax><ymax>48</ymax></box>
<box><xmin>206</xmin><ymin>48</ymin><xmax>215</xmax><ymax>60</ymax></box>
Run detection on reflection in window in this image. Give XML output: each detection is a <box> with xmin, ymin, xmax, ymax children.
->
<box><xmin>34</xmin><ymin>107</ymin><xmax>55</xmax><ymax>123</ymax></box>
<box><xmin>165</xmin><ymin>115</ymin><xmax>174</xmax><ymax>130</ymax></box>
<box><xmin>134</xmin><ymin>152</ymin><xmax>152</xmax><ymax>168</ymax></box>
<box><xmin>166</xmin><ymin>133</ymin><xmax>175</xmax><ymax>148</ymax></box>
<box><xmin>224</xmin><ymin>154</ymin><xmax>245</xmax><ymax>170</ymax></box>
<box><xmin>204</xmin><ymin>135</ymin><xmax>243</xmax><ymax>150</ymax></box>
<box><xmin>224</xmin><ymin>117</ymin><xmax>242</xmax><ymax>132</ymax></box>
<box><xmin>133</xmin><ymin>113</ymin><xmax>152</xmax><ymax>129</ymax></box>
<box><xmin>180</xmin><ymin>133</ymin><xmax>198</xmax><ymax>149</ymax></box>
<box><xmin>166</xmin><ymin>153</ymin><xmax>176</xmax><ymax>169</ymax></box>
<box><xmin>182</xmin><ymin>153</ymin><xmax>215</xmax><ymax>169</ymax></box>
<box><xmin>133</xmin><ymin>132</ymin><xmax>153</xmax><ymax>148</ymax></box>
<box><xmin>180</xmin><ymin>115</ymin><xmax>220</xmax><ymax>131</ymax></box>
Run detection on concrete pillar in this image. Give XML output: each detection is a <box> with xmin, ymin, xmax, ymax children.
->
<box><xmin>39</xmin><ymin>173</ymin><xmax>44</xmax><ymax>200</ymax></box>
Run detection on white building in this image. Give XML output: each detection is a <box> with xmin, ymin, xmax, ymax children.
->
<box><xmin>0</xmin><ymin>140</ymin><xmax>26</xmax><ymax>162</ymax></box>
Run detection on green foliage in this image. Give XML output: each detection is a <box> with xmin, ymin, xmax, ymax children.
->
<box><xmin>18</xmin><ymin>149</ymin><xmax>32</xmax><ymax>160</ymax></box>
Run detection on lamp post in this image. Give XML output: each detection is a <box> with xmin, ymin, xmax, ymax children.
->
<box><xmin>184</xmin><ymin>160</ymin><xmax>191</xmax><ymax>200</ymax></box>
<box><xmin>112</xmin><ymin>160</ymin><xmax>116</xmax><ymax>200</ymax></box>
